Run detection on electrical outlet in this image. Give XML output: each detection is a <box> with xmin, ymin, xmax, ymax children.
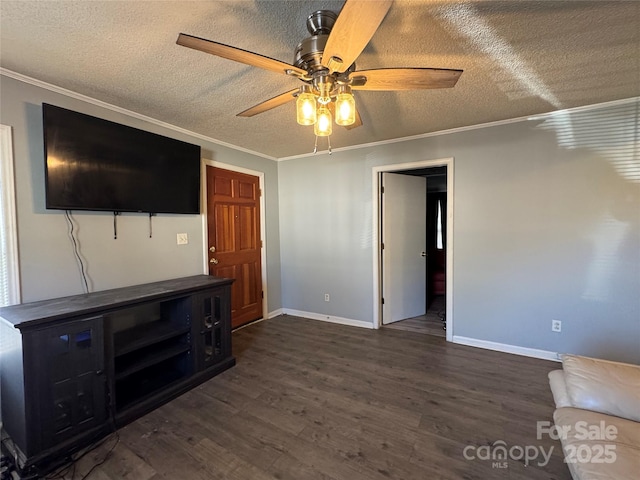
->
<box><xmin>324</xmin><ymin>294</ymin><xmax>330</xmax><ymax>302</ymax></box>
<box><xmin>177</xmin><ymin>233</ymin><xmax>188</xmax><ymax>245</ymax></box>
<box><xmin>552</xmin><ymin>320</ymin><xmax>562</xmax><ymax>333</ymax></box>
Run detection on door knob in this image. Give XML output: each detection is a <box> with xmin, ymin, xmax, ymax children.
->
<box><xmin>421</xmin><ymin>252</ymin><xmax>427</xmax><ymax>257</ymax></box>
<box><xmin>209</xmin><ymin>258</ymin><xmax>219</xmax><ymax>265</ymax></box>
<box><xmin>209</xmin><ymin>246</ymin><xmax>216</xmax><ymax>253</ymax></box>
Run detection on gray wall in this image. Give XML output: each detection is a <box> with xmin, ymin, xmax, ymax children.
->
<box><xmin>0</xmin><ymin>75</ymin><xmax>282</xmax><ymax>313</ymax></box>
<box><xmin>278</xmin><ymin>100</ymin><xmax>640</xmax><ymax>363</ymax></box>
<box><xmin>3</xmin><ymin>72</ymin><xmax>638</xmax><ymax>364</ymax></box>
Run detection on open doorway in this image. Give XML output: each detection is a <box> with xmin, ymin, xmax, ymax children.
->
<box><xmin>372</xmin><ymin>159</ymin><xmax>453</xmax><ymax>341</ymax></box>
<box><xmin>384</xmin><ymin>166</ymin><xmax>447</xmax><ymax>337</ymax></box>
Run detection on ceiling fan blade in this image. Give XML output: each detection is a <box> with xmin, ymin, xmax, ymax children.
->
<box><xmin>177</xmin><ymin>33</ymin><xmax>307</xmax><ymax>78</ymax></box>
<box><xmin>237</xmin><ymin>89</ymin><xmax>299</xmax><ymax>117</ymax></box>
<box><xmin>351</xmin><ymin>68</ymin><xmax>463</xmax><ymax>90</ymax></box>
<box><xmin>321</xmin><ymin>0</ymin><xmax>393</xmax><ymax>73</ymax></box>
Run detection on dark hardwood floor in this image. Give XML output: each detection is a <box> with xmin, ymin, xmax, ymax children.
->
<box><xmin>383</xmin><ymin>295</ymin><xmax>446</xmax><ymax>337</ymax></box>
<box><xmin>57</xmin><ymin>315</ymin><xmax>571</xmax><ymax>480</ymax></box>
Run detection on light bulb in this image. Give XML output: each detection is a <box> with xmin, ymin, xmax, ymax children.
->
<box><xmin>335</xmin><ymin>87</ymin><xmax>355</xmax><ymax>126</ymax></box>
<box><xmin>296</xmin><ymin>87</ymin><xmax>316</xmax><ymax>125</ymax></box>
<box><xmin>314</xmin><ymin>106</ymin><xmax>332</xmax><ymax>136</ymax></box>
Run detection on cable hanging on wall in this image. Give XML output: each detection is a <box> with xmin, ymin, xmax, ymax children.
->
<box><xmin>64</xmin><ymin>210</ymin><xmax>90</xmax><ymax>294</ymax></box>
<box><xmin>149</xmin><ymin>213</ymin><xmax>156</xmax><ymax>238</ymax></box>
<box><xmin>113</xmin><ymin>212</ymin><xmax>120</xmax><ymax>240</ymax></box>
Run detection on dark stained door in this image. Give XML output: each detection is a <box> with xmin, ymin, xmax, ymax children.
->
<box><xmin>206</xmin><ymin>166</ymin><xmax>262</xmax><ymax>328</ymax></box>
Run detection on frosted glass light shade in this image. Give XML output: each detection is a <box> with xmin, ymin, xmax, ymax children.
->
<box><xmin>314</xmin><ymin>107</ymin><xmax>332</xmax><ymax>136</ymax></box>
<box><xmin>296</xmin><ymin>91</ymin><xmax>317</xmax><ymax>125</ymax></box>
<box><xmin>335</xmin><ymin>90</ymin><xmax>356</xmax><ymax>126</ymax></box>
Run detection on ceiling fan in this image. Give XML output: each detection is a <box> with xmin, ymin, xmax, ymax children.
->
<box><xmin>177</xmin><ymin>0</ymin><xmax>462</xmax><ymax>141</ymax></box>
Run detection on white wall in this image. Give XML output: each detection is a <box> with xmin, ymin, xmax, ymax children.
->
<box><xmin>0</xmin><ymin>75</ymin><xmax>282</xmax><ymax>312</ymax></box>
<box><xmin>278</xmin><ymin>99</ymin><xmax>640</xmax><ymax>364</ymax></box>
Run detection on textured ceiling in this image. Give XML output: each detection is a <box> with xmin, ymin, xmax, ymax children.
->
<box><xmin>1</xmin><ymin>0</ymin><xmax>639</xmax><ymax>159</ymax></box>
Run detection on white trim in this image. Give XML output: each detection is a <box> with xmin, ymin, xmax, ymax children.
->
<box><xmin>277</xmin><ymin>96</ymin><xmax>640</xmax><ymax>161</ymax></box>
<box><xmin>268</xmin><ymin>308</ymin><xmax>284</xmax><ymax>319</ymax></box>
<box><xmin>453</xmin><ymin>336</ymin><xmax>561</xmax><ymax>362</ymax></box>
<box><xmin>200</xmin><ymin>160</ymin><xmax>269</xmax><ymax>322</ymax></box>
<box><xmin>445</xmin><ymin>161</ymin><xmax>454</xmax><ymax>342</ymax></box>
<box><xmin>0</xmin><ymin>125</ymin><xmax>21</xmax><ymax>306</ymax></box>
<box><xmin>282</xmin><ymin>309</ymin><xmax>375</xmax><ymax>329</ymax></box>
<box><xmin>232</xmin><ymin>317</ymin><xmax>268</xmax><ymax>332</ymax></box>
<box><xmin>372</xmin><ymin>158</ymin><xmax>454</xmax><ymax>342</ymax></box>
<box><xmin>5</xmin><ymin>67</ymin><xmax>636</xmax><ymax>164</ymax></box>
<box><xmin>526</xmin><ymin>96</ymin><xmax>639</xmax><ymax>118</ymax></box>
<box><xmin>0</xmin><ymin>68</ymin><xmax>277</xmax><ymax>162</ymax></box>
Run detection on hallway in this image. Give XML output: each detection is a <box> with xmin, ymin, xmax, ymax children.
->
<box><xmin>382</xmin><ymin>295</ymin><xmax>445</xmax><ymax>337</ymax></box>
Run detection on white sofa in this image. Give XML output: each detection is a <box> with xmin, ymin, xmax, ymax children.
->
<box><xmin>548</xmin><ymin>354</ymin><xmax>640</xmax><ymax>480</ymax></box>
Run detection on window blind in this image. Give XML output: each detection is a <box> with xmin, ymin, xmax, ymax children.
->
<box><xmin>0</xmin><ymin>125</ymin><xmax>20</xmax><ymax>306</ymax></box>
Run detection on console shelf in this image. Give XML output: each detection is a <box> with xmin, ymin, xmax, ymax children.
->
<box><xmin>0</xmin><ymin>275</ymin><xmax>234</xmax><ymax>478</ymax></box>
<box><xmin>114</xmin><ymin>321</ymin><xmax>191</xmax><ymax>357</ymax></box>
<box><xmin>114</xmin><ymin>343</ymin><xmax>191</xmax><ymax>380</ymax></box>
<box><xmin>115</xmin><ymin>354</ymin><xmax>191</xmax><ymax>411</ymax></box>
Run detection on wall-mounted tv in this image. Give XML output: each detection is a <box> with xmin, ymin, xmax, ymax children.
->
<box><xmin>43</xmin><ymin>103</ymin><xmax>201</xmax><ymax>214</ymax></box>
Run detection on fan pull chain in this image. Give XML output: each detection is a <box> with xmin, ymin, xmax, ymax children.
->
<box><xmin>313</xmin><ymin>136</ymin><xmax>332</xmax><ymax>155</ymax></box>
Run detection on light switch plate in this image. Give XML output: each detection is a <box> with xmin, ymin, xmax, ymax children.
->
<box><xmin>177</xmin><ymin>233</ymin><xmax>188</xmax><ymax>245</ymax></box>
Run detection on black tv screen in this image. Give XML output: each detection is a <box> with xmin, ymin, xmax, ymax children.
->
<box><xmin>43</xmin><ymin>103</ymin><xmax>201</xmax><ymax>214</ymax></box>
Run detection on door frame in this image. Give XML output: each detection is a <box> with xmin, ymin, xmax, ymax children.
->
<box><xmin>201</xmin><ymin>160</ymin><xmax>268</xmax><ymax>322</ymax></box>
<box><xmin>372</xmin><ymin>158</ymin><xmax>454</xmax><ymax>341</ymax></box>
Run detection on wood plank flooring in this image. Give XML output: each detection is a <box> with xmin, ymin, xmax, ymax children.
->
<box><xmin>57</xmin><ymin>315</ymin><xmax>571</xmax><ymax>480</ymax></box>
<box><xmin>383</xmin><ymin>295</ymin><xmax>446</xmax><ymax>337</ymax></box>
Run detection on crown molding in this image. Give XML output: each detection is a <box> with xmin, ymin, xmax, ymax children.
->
<box><xmin>277</xmin><ymin>96</ymin><xmax>639</xmax><ymax>161</ymax></box>
<box><xmin>0</xmin><ymin>68</ymin><xmax>277</xmax><ymax>162</ymax></box>
<box><xmin>3</xmin><ymin>68</ymin><xmax>636</xmax><ymax>163</ymax></box>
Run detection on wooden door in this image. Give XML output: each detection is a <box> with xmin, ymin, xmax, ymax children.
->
<box><xmin>381</xmin><ymin>172</ymin><xmax>427</xmax><ymax>324</ymax></box>
<box><xmin>206</xmin><ymin>166</ymin><xmax>262</xmax><ymax>328</ymax></box>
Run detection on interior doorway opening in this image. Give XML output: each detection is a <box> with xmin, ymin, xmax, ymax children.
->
<box><xmin>384</xmin><ymin>167</ymin><xmax>447</xmax><ymax>337</ymax></box>
<box><xmin>372</xmin><ymin>159</ymin><xmax>454</xmax><ymax>341</ymax></box>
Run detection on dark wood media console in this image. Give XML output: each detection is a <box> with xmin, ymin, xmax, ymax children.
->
<box><xmin>0</xmin><ymin>275</ymin><xmax>235</xmax><ymax>476</ymax></box>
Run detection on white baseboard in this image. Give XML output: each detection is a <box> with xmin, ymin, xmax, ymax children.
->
<box><xmin>258</xmin><ymin>312</ymin><xmax>559</xmax><ymax>362</ymax></box>
<box><xmin>453</xmin><ymin>336</ymin><xmax>560</xmax><ymax>362</ymax></box>
<box><xmin>234</xmin><ymin>317</ymin><xmax>271</xmax><ymax>331</ymax></box>
<box><xmin>282</xmin><ymin>309</ymin><xmax>375</xmax><ymax>329</ymax></box>
<box><xmin>267</xmin><ymin>308</ymin><xmax>284</xmax><ymax>319</ymax></box>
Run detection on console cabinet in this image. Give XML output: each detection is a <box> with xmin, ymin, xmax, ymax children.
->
<box><xmin>0</xmin><ymin>275</ymin><xmax>234</xmax><ymax>475</ymax></box>
<box><xmin>29</xmin><ymin>316</ymin><xmax>107</xmax><ymax>453</ymax></box>
<box><xmin>194</xmin><ymin>289</ymin><xmax>231</xmax><ymax>371</ymax></box>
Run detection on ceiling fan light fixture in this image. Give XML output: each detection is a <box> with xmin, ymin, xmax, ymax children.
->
<box><xmin>314</xmin><ymin>106</ymin><xmax>333</xmax><ymax>136</ymax></box>
<box><xmin>296</xmin><ymin>86</ymin><xmax>317</xmax><ymax>125</ymax></box>
<box><xmin>335</xmin><ymin>85</ymin><xmax>356</xmax><ymax>126</ymax></box>
<box><xmin>314</xmin><ymin>72</ymin><xmax>334</xmax><ymax>106</ymax></box>
<box><xmin>177</xmin><ymin>2</ymin><xmax>463</xmax><ymax>146</ymax></box>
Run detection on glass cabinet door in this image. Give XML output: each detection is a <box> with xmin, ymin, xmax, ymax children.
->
<box><xmin>195</xmin><ymin>288</ymin><xmax>230</xmax><ymax>370</ymax></box>
<box><xmin>31</xmin><ymin>316</ymin><xmax>106</xmax><ymax>450</ymax></box>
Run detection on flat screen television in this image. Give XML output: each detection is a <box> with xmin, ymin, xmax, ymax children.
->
<box><xmin>43</xmin><ymin>103</ymin><xmax>201</xmax><ymax>214</ymax></box>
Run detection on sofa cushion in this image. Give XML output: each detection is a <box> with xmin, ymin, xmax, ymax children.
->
<box><xmin>554</xmin><ymin>407</ymin><xmax>640</xmax><ymax>480</ymax></box>
<box><xmin>549</xmin><ymin>369</ymin><xmax>572</xmax><ymax>408</ymax></box>
<box><xmin>562</xmin><ymin>354</ymin><xmax>640</xmax><ymax>422</ymax></box>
